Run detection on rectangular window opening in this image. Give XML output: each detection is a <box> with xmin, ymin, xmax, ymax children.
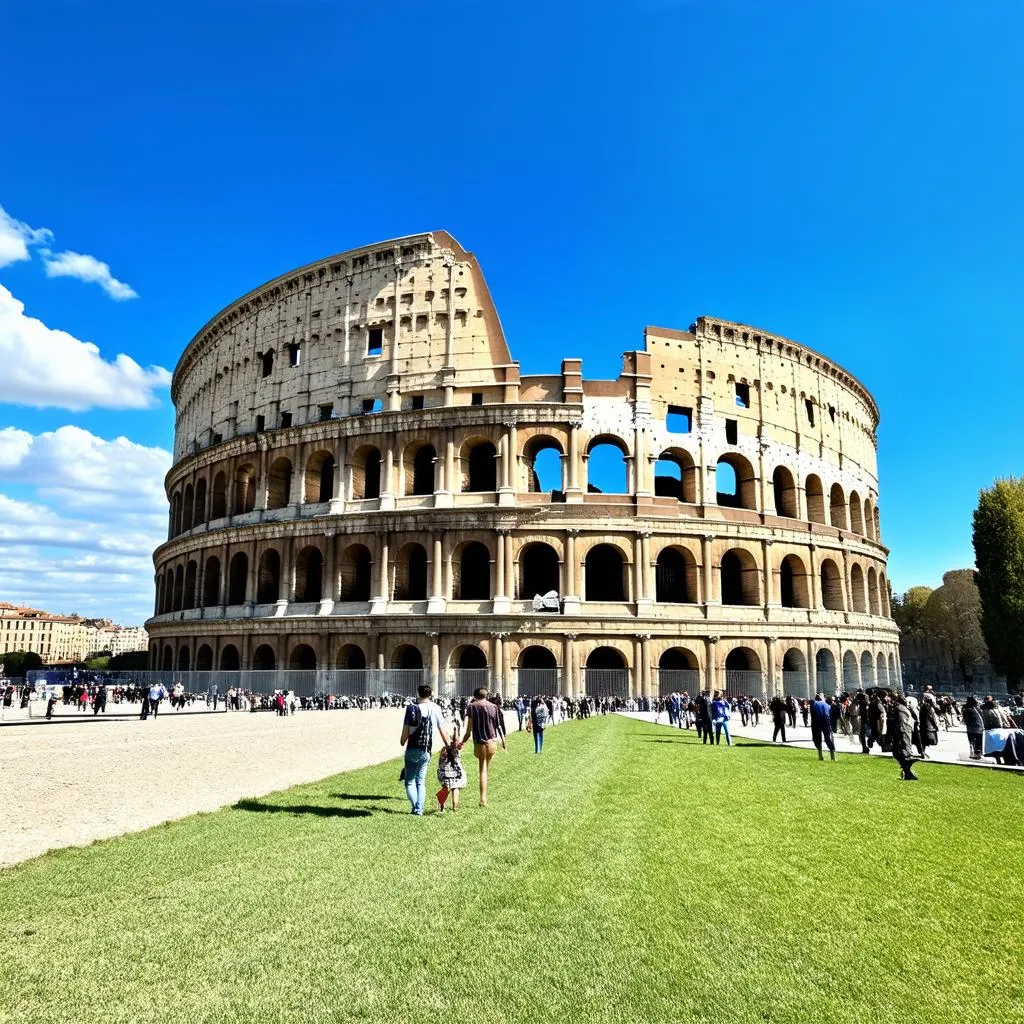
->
<box><xmin>410</xmin><ymin>394</ymin><xmax>425</xmax><ymax>410</ymax></box>
<box><xmin>318</xmin><ymin>403</ymin><xmax>334</xmax><ymax>422</ymax></box>
<box><xmin>666</xmin><ymin>405</ymin><xmax>692</xmax><ymax>433</ymax></box>
<box><xmin>725</xmin><ymin>418</ymin><xmax>738</xmax><ymax>445</ymax></box>
<box><xmin>288</xmin><ymin>343</ymin><xmax>301</xmax><ymax>368</ymax></box>
<box><xmin>805</xmin><ymin>399</ymin><xmax>815</xmax><ymax>427</ymax></box>
<box><xmin>471</xmin><ymin>392</ymin><xmax>484</xmax><ymax>406</ymax></box>
<box><xmin>280</xmin><ymin>411</ymin><xmax>293</xmax><ymax>429</ymax></box>
<box><xmin>735</xmin><ymin>382</ymin><xmax>750</xmax><ymax>408</ymax></box>
<box><xmin>828</xmin><ymin>404</ymin><xmax>836</xmax><ymax>423</ymax></box>
<box><xmin>260</xmin><ymin>352</ymin><xmax>274</xmax><ymax>378</ymax></box>
<box><xmin>367</xmin><ymin>327</ymin><xmax>383</xmax><ymax>356</ymax></box>
<box><xmin>255</xmin><ymin>414</ymin><xmax>266</xmax><ymax>432</ymax></box>
<box><xmin>362</xmin><ymin>398</ymin><xmax>383</xmax><ymax>414</ymax></box>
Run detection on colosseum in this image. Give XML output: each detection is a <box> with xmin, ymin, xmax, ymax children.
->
<box><xmin>148</xmin><ymin>230</ymin><xmax>901</xmax><ymax>699</ymax></box>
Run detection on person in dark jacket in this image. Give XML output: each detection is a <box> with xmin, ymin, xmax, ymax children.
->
<box><xmin>919</xmin><ymin>695</ymin><xmax>940</xmax><ymax>751</ymax></box>
<box><xmin>695</xmin><ymin>691</ymin><xmax>714</xmax><ymax>745</ymax></box>
<box><xmin>890</xmin><ymin>695</ymin><xmax>919</xmax><ymax>780</ymax></box>
<box><xmin>769</xmin><ymin>694</ymin><xmax>787</xmax><ymax>743</ymax></box>
<box><xmin>962</xmin><ymin>696</ymin><xmax>984</xmax><ymax>759</ymax></box>
<box><xmin>810</xmin><ymin>693</ymin><xmax>836</xmax><ymax>761</ymax></box>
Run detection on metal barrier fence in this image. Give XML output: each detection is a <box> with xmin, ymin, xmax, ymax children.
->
<box><xmin>723</xmin><ymin>670</ymin><xmax>765</xmax><ymax>695</ymax></box>
<box><xmin>517</xmin><ymin>668</ymin><xmax>560</xmax><ymax>694</ymax></box>
<box><xmin>656</xmin><ymin>669</ymin><xmax>701</xmax><ymax>695</ymax></box>
<box><xmin>582</xmin><ymin>669</ymin><xmax>629</xmax><ymax>698</ymax></box>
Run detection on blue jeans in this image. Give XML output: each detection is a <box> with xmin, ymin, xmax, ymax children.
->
<box><xmin>533</xmin><ymin>727</ymin><xmax>544</xmax><ymax>754</ymax></box>
<box><xmin>403</xmin><ymin>748</ymin><xmax>431</xmax><ymax>814</ymax></box>
<box><xmin>714</xmin><ymin>720</ymin><xmax>732</xmax><ymax>746</ymax></box>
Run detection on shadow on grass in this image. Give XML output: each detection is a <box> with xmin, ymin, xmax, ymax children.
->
<box><xmin>233</xmin><ymin>799</ymin><xmax>402</xmax><ymax>818</ymax></box>
<box><xmin>332</xmin><ymin>792</ymin><xmax>401</xmax><ymax>801</ymax></box>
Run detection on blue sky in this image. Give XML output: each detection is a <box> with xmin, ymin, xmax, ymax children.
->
<box><xmin>1</xmin><ymin>0</ymin><xmax>1021</xmax><ymax>622</ymax></box>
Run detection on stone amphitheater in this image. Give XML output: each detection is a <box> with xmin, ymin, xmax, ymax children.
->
<box><xmin>147</xmin><ymin>231</ymin><xmax>900</xmax><ymax>698</ymax></box>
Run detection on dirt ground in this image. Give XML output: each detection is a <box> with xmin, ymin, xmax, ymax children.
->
<box><xmin>0</xmin><ymin>702</ymin><xmax>413</xmax><ymax>868</ymax></box>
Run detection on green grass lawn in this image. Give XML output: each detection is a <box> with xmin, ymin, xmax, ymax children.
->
<box><xmin>1</xmin><ymin>715</ymin><xmax>1022</xmax><ymax>1024</ymax></box>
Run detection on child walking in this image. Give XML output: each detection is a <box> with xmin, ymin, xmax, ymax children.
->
<box><xmin>436</xmin><ymin>739</ymin><xmax>467</xmax><ymax>812</ymax></box>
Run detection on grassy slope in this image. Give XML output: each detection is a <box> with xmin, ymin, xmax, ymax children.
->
<box><xmin>1</xmin><ymin>716</ymin><xmax>1021</xmax><ymax>1024</ymax></box>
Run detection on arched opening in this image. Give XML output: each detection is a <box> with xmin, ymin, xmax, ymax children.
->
<box><xmin>195</xmin><ymin>644</ymin><xmax>213</xmax><ymax>671</ymax></box>
<box><xmin>655</xmin><ymin>547</ymin><xmax>697</xmax><ymax>603</ymax></box>
<box><xmin>161</xmin><ymin>569</ymin><xmax>173</xmax><ymax>614</ymax></box>
<box><xmin>172</xmin><ymin>565</ymin><xmax>184</xmax><ymax>611</ymax></box>
<box><xmin>518</xmin><ymin>543</ymin><xmax>560</xmax><ymax>599</ymax></box>
<box><xmin>860</xmin><ymin>650</ymin><xmax>875</xmax><ymax>687</ymax></box>
<box><xmin>455</xmin><ymin>644</ymin><xmax>487</xmax><ymax>669</ymax></box>
<box><xmin>888</xmin><ymin>652</ymin><xmax>897</xmax><ymax>685</ymax></box>
<box><xmin>289</xmin><ymin>644</ymin><xmax>317</xmax><ymax>671</ymax></box>
<box><xmin>183</xmin><ymin>560</ymin><xmax>198</xmax><ymax>610</ymax></box>
<box><xmin>252</xmin><ymin>644</ymin><xmax>276</xmax><ymax>671</ymax></box>
<box><xmin>220</xmin><ymin>645</ymin><xmax>240</xmax><ymax>671</ymax></box>
<box><xmin>518</xmin><ymin>644</ymin><xmax>559</xmax><ymax>693</ymax></box>
<box><xmin>772</xmin><ymin>466</ymin><xmax>798</xmax><ymax>518</ymax></box>
<box><xmin>406</xmin><ymin>443</ymin><xmax>436</xmax><ymax>496</ymax></box>
<box><xmin>336</xmin><ymin>644</ymin><xmax>366</xmax><ymax>669</ymax></box>
<box><xmin>725</xmin><ymin>647</ymin><xmax>762</xmax><ymax>693</ymax></box>
<box><xmin>170</xmin><ymin>492</ymin><xmax>182</xmax><ymax>537</ymax></box>
<box><xmin>657</xmin><ymin>647</ymin><xmax>699</xmax><ymax>695</ymax></box>
<box><xmin>177</xmin><ymin>646</ymin><xmax>190</xmax><ymax>671</ymax></box>
<box><xmin>779</xmin><ymin>554</ymin><xmax>810</xmax><ymax>608</ymax></box>
<box><xmin>392</xmin><ymin>645</ymin><xmax>424</xmax><ymax>670</ymax></box>
<box><xmin>211</xmin><ymin>472</ymin><xmax>227</xmax><ymax>520</ymax></box>
<box><xmin>304</xmin><ymin>450</ymin><xmax>335</xmax><ymax>504</ymax></box>
<box><xmin>654</xmin><ymin>449</ymin><xmax>697</xmax><ymax>503</ymax></box>
<box><xmin>874</xmin><ymin>506</ymin><xmax>881</xmax><ymax>541</ymax></box>
<box><xmin>849</xmin><ymin>491</ymin><xmax>864</xmax><ymax>535</ymax></box>
<box><xmin>586</xmin><ymin>437</ymin><xmax>628</xmax><ymax>494</ymax></box>
<box><xmin>351</xmin><ymin>446</ymin><xmax>382</xmax><ymax>500</ymax></box>
<box><xmin>820</xmin><ymin>558</ymin><xmax>844</xmax><ymax>611</ymax></box>
<box><xmin>227</xmin><ymin>552</ymin><xmax>248</xmax><ymax>605</ymax></box>
<box><xmin>340</xmin><ymin>544</ymin><xmax>372</xmax><ymax>601</ymax></box>
<box><xmin>455</xmin><ymin>541</ymin><xmax>491</xmax><ymax>600</ymax></box>
<box><xmin>257</xmin><ymin>549</ymin><xmax>281</xmax><ymax>604</ymax></box>
<box><xmin>193</xmin><ymin>478</ymin><xmax>207</xmax><ymax>526</ymax></box>
<box><xmin>880</xmin><ymin>573</ymin><xmax>890</xmax><ymax>617</ymax></box>
<box><xmin>452</xmin><ymin>644</ymin><xmax>488</xmax><ymax>696</ymax></box>
<box><xmin>463</xmin><ymin>440</ymin><xmax>497</xmax><ymax>492</ymax></box>
<box><xmin>202</xmin><ymin>556</ymin><xmax>221</xmax><ymax>608</ymax></box>
<box><xmin>161</xmin><ymin>644</ymin><xmax>173</xmax><ymax>670</ymax></box>
<box><xmin>816</xmin><ymin>648</ymin><xmax>838</xmax><ymax>694</ymax></box>
<box><xmin>267</xmin><ymin>457</ymin><xmax>292</xmax><ymax>509</ymax></box>
<box><xmin>182</xmin><ymin>484</ymin><xmax>194</xmax><ymax>533</ymax></box>
<box><xmin>863</xmin><ymin>499</ymin><xmax>875</xmax><ymax>541</ymax></box>
<box><xmin>716</xmin><ymin>454</ymin><xmax>756</xmax><ymax>510</ymax></box>
<box><xmin>721</xmin><ymin>548</ymin><xmax>759</xmax><ymax>606</ymax></box>
<box><xmin>876</xmin><ymin>652</ymin><xmax>888</xmax><ymax>687</ymax></box>
<box><xmin>867</xmin><ymin>567</ymin><xmax>880</xmax><ymax>615</ymax></box>
<box><xmin>585</xmin><ymin>543</ymin><xmax>628</xmax><ymax>602</ymax></box>
<box><xmin>294</xmin><ymin>546</ymin><xmax>324</xmax><ymax>603</ymax></box>
<box><xmin>519</xmin><ymin>646</ymin><xmax>557</xmax><ymax>668</ymax></box>
<box><xmin>805</xmin><ymin>474</ymin><xmax>826</xmax><ymax>524</ymax></box>
<box><xmin>234</xmin><ymin>463</ymin><xmax>257</xmax><ymax>515</ymax></box>
<box><xmin>850</xmin><ymin>564</ymin><xmax>866</xmax><ymax>613</ymax></box>
<box><xmin>829</xmin><ymin>483</ymin><xmax>848</xmax><ymax>530</ymax></box>
<box><xmin>782</xmin><ymin>647</ymin><xmax>808</xmax><ymax>696</ymax></box>
<box><xmin>523</xmin><ymin>436</ymin><xmax>563</xmax><ymax>494</ymax></box>
<box><xmin>394</xmin><ymin>543</ymin><xmax>428</xmax><ymax>600</ymax></box>
<box><xmin>584</xmin><ymin>647</ymin><xmax>628</xmax><ymax>699</ymax></box>
<box><xmin>843</xmin><ymin>650</ymin><xmax>860</xmax><ymax>691</ymax></box>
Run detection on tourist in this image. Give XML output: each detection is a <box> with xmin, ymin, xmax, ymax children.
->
<box><xmin>528</xmin><ymin>696</ymin><xmax>550</xmax><ymax>754</ymax></box>
<box><xmin>92</xmin><ymin>685</ymin><xmax>107</xmax><ymax>716</ymax></box>
<box><xmin>710</xmin><ymin>690</ymin><xmax>731</xmax><ymax>746</ymax></box>
<box><xmin>750</xmin><ymin>696</ymin><xmax>762</xmax><ymax>727</ymax></box>
<box><xmin>436</xmin><ymin>737</ymin><xmax>466</xmax><ymax>813</ymax></box>
<box><xmin>769</xmin><ymin>692</ymin><xmax>787</xmax><ymax>743</ymax></box>
<box><xmin>890</xmin><ymin>694</ymin><xmax>919</xmax><ymax>780</ymax></box>
<box><xmin>461</xmin><ymin>687</ymin><xmax>508</xmax><ymax>807</ymax></box>
<box><xmin>810</xmin><ymin>693</ymin><xmax>836</xmax><ymax>761</ymax></box>
<box><xmin>516</xmin><ymin>695</ymin><xmax>527</xmax><ymax>731</ymax></box>
<box><xmin>147</xmin><ymin>681</ymin><xmax>167</xmax><ymax>718</ymax></box>
<box><xmin>962</xmin><ymin>696</ymin><xmax>984</xmax><ymax>760</ymax></box>
<box><xmin>695</xmin><ymin>691</ymin><xmax>714</xmax><ymax>745</ymax></box>
<box><xmin>400</xmin><ymin>683</ymin><xmax>450</xmax><ymax>816</ymax></box>
<box><xmin>918</xmin><ymin>693</ymin><xmax>940</xmax><ymax>755</ymax></box>
<box><xmin>785</xmin><ymin>694</ymin><xmax>798</xmax><ymax>729</ymax></box>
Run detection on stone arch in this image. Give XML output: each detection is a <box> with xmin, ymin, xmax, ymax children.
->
<box><xmin>863</xmin><ymin>498</ymin><xmax>875</xmax><ymax>541</ymax></box>
<box><xmin>867</xmin><ymin>566</ymin><xmax>880</xmax><ymax>616</ymax></box>
<box><xmin>523</xmin><ymin>435</ymin><xmax>564</xmax><ymax>494</ymax></box>
<box><xmin>874</xmin><ymin>506</ymin><xmax>881</xmax><ymax>540</ymax></box>
<box><xmin>849</xmin><ymin>491</ymin><xmax>864</xmax><ymax>535</ymax></box>
<box><xmin>876</xmin><ymin>652</ymin><xmax>888</xmax><ymax>687</ymax></box>
<box><xmin>257</xmin><ymin>548</ymin><xmax>281</xmax><ymax>604</ymax></box>
<box><xmin>519</xmin><ymin>645</ymin><xmax>557</xmax><ymax>668</ymax></box>
<box><xmin>177</xmin><ymin>645</ymin><xmax>191</xmax><ymax>671</ymax></box>
<box><xmin>304</xmin><ymin>450</ymin><xmax>335</xmax><ymax>504</ymax></box>
<box><xmin>195</xmin><ymin>644</ymin><xmax>213</xmax><ymax>671</ymax></box>
<box><xmin>781</xmin><ymin>647</ymin><xmax>808</xmax><ymax>695</ymax></box>
<box><xmin>461</xmin><ymin>438</ymin><xmax>497</xmax><ymax>493</ymax></box>
<box><xmin>394</xmin><ymin>542</ymin><xmax>428</xmax><ymax>600</ymax></box>
<box><xmin>860</xmin><ymin>650</ymin><xmax>875</xmax><ymax>687</ymax></box>
<box><xmin>182</xmin><ymin>483</ymin><xmax>194</xmax><ymax>533</ymax></box>
<box><xmin>172</xmin><ymin>565</ymin><xmax>184</xmax><ymax>611</ymax></box>
<box><xmin>201</xmin><ymin>560</ymin><xmax>221</xmax><ymax>612</ymax></box>
<box><xmin>289</xmin><ymin>644</ymin><xmax>317</xmax><ymax>671</ymax></box>
<box><xmin>805</xmin><ymin>474</ymin><xmax>826</xmax><ymax>524</ymax></box>
<box><xmin>161</xmin><ymin>644</ymin><xmax>173</xmax><ymax>670</ymax></box>
<box><xmin>880</xmin><ymin>573</ymin><xmax>890</xmax><ymax>617</ymax></box>
<box><xmin>340</xmin><ymin>543</ymin><xmax>372</xmax><ymax>601</ymax></box>
<box><xmin>161</xmin><ymin>568</ymin><xmax>173</xmax><ymax>614</ymax></box>
<box><xmin>843</xmin><ymin>650</ymin><xmax>860</xmax><ymax>691</ymax></box>
<box><xmin>772</xmin><ymin>465</ymin><xmax>798</xmax><ymax>518</ymax></box>
<box><xmin>227</xmin><ymin>551</ymin><xmax>248</xmax><ymax>605</ymax></box>
<box><xmin>252</xmin><ymin>644</ymin><xmax>276</xmax><ymax>670</ymax></box>
<box><xmin>888</xmin><ymin>651</ymin><xmax>897</xmax><ymax>686</ymax></box>
<box><xmin>210</xmin><ymin>471</ymin><xmax>227</xmax><ymax>520</ymax></box>
<box><xmin>583</xmin><ymin>645</ymin><xmax>629</xmax><ymax>698</ymax></box>
<box><xmin>193</xmin><ymin>478</ymin><xmax>207</xmax><ymax>526</ymax></box>
<box><xmin>267</xmin><ymin>457</ymin><xmax>292</xmax><ymax>509</ymax></box>
<box><xmin>453</xmin><ymin>540</ymin><xmax>491</xmax><ymax>600</ymax></box>
<box><xmin>724</xmin><ymin>646</ymin><xmax>762</xmax><ymax>692</ymax></box>
<box><xmin>721</xmin><ymin>547</ymin><xmax>759</xmax><ymax>606</ymax></box>
<box><xmin>829</xmin><ymin>483</ymin><xmax>848</xmax><ymax>530</ymax></box>
<box><xmin>586</xmin><ymin>646</ymin><xmax>626</xmax><ymax>669</ymax></box>
<box><xmin>816</xmin><ymin>647</ymin><xmax>838</xmax><ymax>694</ymax></box>
<box><xmin>850</xmin><ymin>563</ymin><xmax>867</xmax><ymax>613</ymax></box>
<box><xmin>170</xmin><ymin>490</ymin><xmax>182</xmax><ymax>537</ymax></box>
<box><xmin>404</xmin><ymin>441</ymin><xmax>436</xmax><ymax>496</ymax></box>
<box><xmin>654</xmin><ymin>448</ymin><xmax>697</xmax><ymax>503</ymax></box>
<box><xmin>820</xmin><ymin>558</ymin><xmax>844</xmax><ymax>611</ymax></box>
<box><xmin>391</xmin><ymin>644</ymin><xmax>424</xmax><ymax>670</ymax></box>
<box><xmin>585</xmin><ymin>543</ymin><xmax>629</xmax><ymax>601</ymax></box>
<box><xmin>779</xmin><ymin>553</ymin><xmax>810</xmax><ymax>608</ymax></box>
<box><xmin>234</xmin><ymin>462</ymin><xmax>257</xmax><ymax>515</ymax></box>
<box><xmin>351</xmin><ymin>445</ymin><xmax>382</xmax><ymax>500</ymax></box>
<box><xmin>451</xmin><ymin>643</ymin><xmax>488</xmax><ymax>669</ymax></box>
<box><xmin>184</xmin><ymin>560</ymin><xmax>198</xmax><ymax>610</ymax></box>
<box><xmin>219</xmin><ymin>644</ymin><xmax>240</xmax><ymax>671</ymax></box>
<box><xmin>716</xmin><ymin>453</ymin><xmax>756</xmax><ymax>510</ymax></box>
<box><xmin>586</xmin><ymin>435</ymin><xmax>629</xmax><ymax>494</ymax></box>
<box><xmin>336</xmin><ymin>644</ymin><xmax>366</xmax><ymax>669</ymax></box>
<box><xmin>518</xmin><ymin>542</ymin><xmax>560</xmax><ymax>599</ymax></box>
<box><xmin>658</xmin><ymin>646</ymin><xmax>700</xmax><ymax>695</ymax></box>
<box><xmin>294</xmin><ymin>545</ymin><xmax>324</xmax><ymax>602</ymax></box>
<box><xmin>655</xmin><ymin>546</ymin><xmax>697</xmax><ymax>603</ymax></box>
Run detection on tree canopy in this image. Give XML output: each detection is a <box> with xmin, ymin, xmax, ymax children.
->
<box><xmin>1</xmin><ymin>650</ymin><xmax>44</xmax><ymax>677</ymax></box>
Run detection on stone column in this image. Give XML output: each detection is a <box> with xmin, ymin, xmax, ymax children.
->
<box><xmin>762</xmin><ymin>538</ymin><xmax>774</xmax><ymax>615</ymax></box>
<box><xmin>371</xmin><ymin>535</ymin><xmax>389</xmax><ymax>614</ymax></box>
<box><xmin>319</xmin><ymin>532</ymin><xmax>336</xmax><ymax>615</ymax></box>
<box><xmin>427</xmin><ymin>534</ymin><xmax>446</xmax><ymax>614</ymax></box>
<box><xmin>702</xmin><ymin>535</ymin><xmax>717</xmax><ymax>605</ymax></box>
<box><xmin>641</xmin><ymin>533</ymin><xmax>653</xmax><ymax>601</ymax></box>
<box><xmin>289</xmin><ymin>452</ymin><xmax>303</xmax><ymax>508</ymax></box>
<box><xmin>435</xmin><ymin>434</ymin><xmax>455</xmax><ymax>508</ymax></box>
<box><xmin>563</xmin><ymin>633</ymin><xmax>576</xmax><ymax>697</ymax></box>
<box><xmin>428</xmin><ymin>631</ymin><xmax>440</xmax><ymax>689</ymax></box>
<box><xmin>641</xmin><ymin>634</ymin><xmax>652</xmax><ymax>697</ymax></box>
<box><xmin>330</xmin><ymin>441</ymin><xmax>346</xmax><ymax>513</ymax></box>
<box><xmin>633</xmin><ymin>534</ymin><xmax>648</xmax><ymax>612</ymax></box>
<box><xmin>765</xmin><ymin>636</ymin><xmax>777</xmax><ymax>700</ymax></box>
<box><xmin>379</xmin><ymin>441</ymin><xmax>396</xmax><ymax>510</ymax></box>
<box><xmin>498</xmin><ymin>422</ymin><xmax>517</xmax><ymax>506</ymax></box>
<box><xmin>806</xmin><ymin>638</ymin><xmax>816</xmax><ymax>699</ymax></box>
<box><xmin>492</xmin><ymin>632</ymin><xmax>506</xmax><ymax>695</ymax></box>
<box><xmin>705</xmin><ymin>635</ymin><xmax>718</xmax><ymax>694</ymax></box>
<box><xmin>634</xmin><ymin>427</ymin><xmax>651</xmax><ymax>497</ymax></box>
<box><xmin>256</xmin><ymin>447</ymin><xmax>269</xmax><ymax>511</ymax></box>
<box><xmin>218</xmin><ymin>542</ymin><xmax>229</xmax><ymax>607</ymax></box>
<box><xmin>276</xmin><ymin>540</ymin><xmax>291</xmax><ymax>616</ymax></box>
<box><xmin>566</xmin><ymin>423</ymin><xmax>583</xmax><ymax>502</ymax></box>
<box><xmin>632</xmin><ymin>635</ymin><xmax>641</xmax><ymax>698</ymax></box>
<box><xmin>493</xmin><ymin>531</ymin><xmax>510</xmax><ymax>613</ymax></box>
<box><xmin>562</xmin><ymin>529</ymin><xmax>581</xmax><ymax>614</ymax></box>
<box><xmin>808</xmin><ymin>544</ymin><xmax>820</xmax><ymax>609</ymax></box>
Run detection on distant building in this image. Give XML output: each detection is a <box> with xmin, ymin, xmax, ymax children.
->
<box><xmin>0</xmin><ymin>603</ymin><xmax>148</xmax><ymax>664</ymax></box>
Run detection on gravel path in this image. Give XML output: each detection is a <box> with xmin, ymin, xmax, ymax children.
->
<box><xmin>0</xmin><ymin>703</ymin><xmax>413</xmax><ymax>868</ymax></box>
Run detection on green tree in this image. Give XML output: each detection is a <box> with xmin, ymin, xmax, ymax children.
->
<box><xmin>1</xmin><ymin>650</ymin><xmax>44</xmax><ymax>677</ymax></box>
<box><xmin>108</xmin><ymin>651</ymin><xmax>149</xmax><ymax>671</ymax></box>
<box><xmin>973</xmin><ymin>477</ymin><xmax>1024</xmax><ymax>689</ymax></box>
<box><xmin>923</xmin><ymin>571</ymin><xmax>989</xmax><ymax>683</ymax></box>
<box><xmin>892</xmin><ymin>585</ymin><xmax>933</xmax><ymax>638</ymax></box>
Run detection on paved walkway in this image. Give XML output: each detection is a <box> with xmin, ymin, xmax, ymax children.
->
<box><xmin>621</xmin><ymin>710</ymin><xmax>1024</xmax><ymax>771</ymax></box>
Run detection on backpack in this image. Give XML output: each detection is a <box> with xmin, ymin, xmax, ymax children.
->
<box><xmin>406</xmin><ymin>703</ymin><xmax>431</xmax><ymax>750</ymax></box>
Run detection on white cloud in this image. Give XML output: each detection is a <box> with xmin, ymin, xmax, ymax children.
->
<box><xmin>0</xmin><ymin>284</ymin><xmax>171</xmax><ymax>410</ymax></box>
<box><xmin>0</xmin><ymin>204</ymin><xmax>52</xmax><ymax>268</ymax></box>
<box><xmin>0</xmin><ymin>427</ymin><xmax>171</xmax><ymax>623</ymax></box>
<box><xmin>41</xmin><ymin>249</ymin><xmax>139</xmax><ymax>301</ymax></box>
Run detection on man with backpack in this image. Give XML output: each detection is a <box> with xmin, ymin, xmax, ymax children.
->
<box><xmin>400</xmin><ymin>684</ymin><xmax>451</xmax><ymax>816</ymax></box>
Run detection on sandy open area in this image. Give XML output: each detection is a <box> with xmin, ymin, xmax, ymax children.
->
<box><xmin>0</xmin><ymin>702</ymin><xmax>415</xmax><ymax>868</ymax></box>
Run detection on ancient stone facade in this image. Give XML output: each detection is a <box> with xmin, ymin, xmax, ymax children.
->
<box><xmin>148</xmin><ymin>230</ymin><xmax>900</xmax><ymax>697</ymax></box>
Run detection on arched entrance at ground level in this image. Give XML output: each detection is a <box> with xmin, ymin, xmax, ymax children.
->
<box><xmin>195</xmin><ymin>644</ymin><xmax>213</xmax><ymax>671</ymax></box>
<box><xmin>289</xmin><ymin>644</ymin><xmax>317</xmax><ymax>671</ymax></box>
<box><xmin>177</xmin><ymin>646</ymin><xmax>190</xmax><ymax>671</ymax></box>
<box><xmin>724</xmin><ymin>647</ymin><xmax>762</xmax><ymax>695</ymax></box>
<box><xmin>816</xmin><ymin>648</ymin><xmax>838</xmax><ymax>695</ymax></box>
<box><xmin>220</xmin><ymin>645</ymin><xmax>240</xmax><ymax>671</ymax></box>
<box><xmin>843</xmin><ymin>650</ymin><xmax>859</xmax><ymax>691</ymax></box>
<box><xmin>518</xmin><ymin>543</ymin><xmax>560</xmax><ymax>599</ymax></box>
<box><xmin>161</xmin><ymin>644</ymin><xmax>173</xmax><ymax>670</ymax></box>
<box><xmin>860</xmin><ymin>650</ymin><xmax>875</xmax><ymax>687</ymax></box>
<box><xmin>781</xmin><ymin>648</ymin><xmax>808</xmax><ymax>698</ymax></box>
<box><xmin>584</xmin><ymin>544</ymin><xmax>627</xmax><ymax>601</ymax></box>
<box><xmin>335</xmin><ymin>644</ymin><xmax>366</xmax><ymax>669</ymax></box>
<box><xmin>657</xmin><ymin>647</ymin><xmax>699</xmax><ymax>695</ymax></box>
<box><xmin>583</xmin><ymin>647</ymin><xmax>628</xmax><ymax>699</ymax></box>
<box><xmin>253</xmin><ymin>644</ymin><xmax>276</xmax><ymax>671</ymax></box>
<box><xmin>876</xmin><ymin>652</ymin><xmax>888</xmax><ymax>687</ymax></box>
<box><xmin>517</xmin><ymin>645</ymin><xmax>558</xmax><ymax>695</ymax></box>
<box><xmin>888</xmin><ymin>652</ymin><xmax>897</xmax><ymax>686</ymax></box>
<box><xmin>451</xmin><ymin>645</ymin><xmax>488</xmax><ymax>698</ymax></box>
<box><xmin>391</xmin><ymin>644</ymin><xmax>424</xmax><ymax>670</ymax></box>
